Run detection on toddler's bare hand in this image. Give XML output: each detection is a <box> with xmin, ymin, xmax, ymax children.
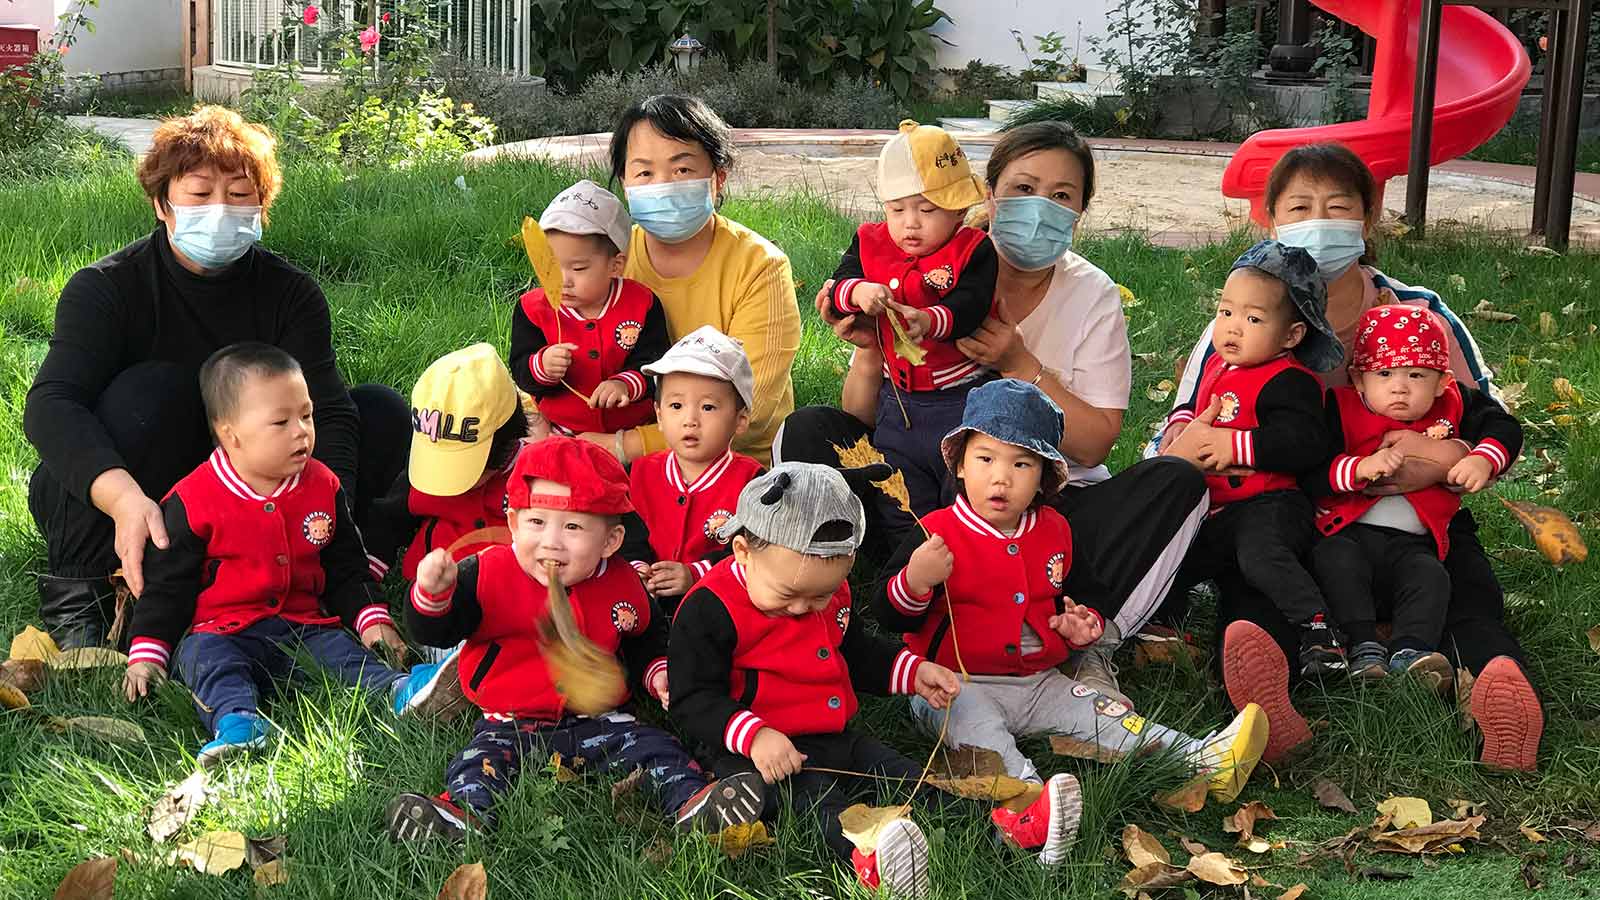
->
<box><xmin>416</xmin><ymin>547</ymin><xmax>458</xmax><ymax>597</ymax></box>
<box><xmin>650</xmin><ymin>668</ymin><xmax>670</xmax><ymax>709</ymax></box>
<box><xmin>913</xmin><ymin>661</ymin><xmax>962</xmax><ymax>707</ymax></box>
<box><xmin>540</xmin><ymin>343</ymin><xmax>576</xmax><ymax>381</ymax></box>
<box><xmin>589</xmin><ymin>379</ymin><xmax>632</xmax><ymax>409</ymax></box>
<box><xmin>1050</xmin><ymin>600</ymin><xmax>1103</xmax><ymax>647</ymax></box>
<box><xmin>1355</xmin><ymin>446</ymin><xmax>1406</xmax><ymax>483</ymax></box>
<box><xmin>123</xmin><ymin>661</ymin><xmax>165</xmax><ymax>702</ymax></box>
<box><xmin>361</xmin><ymin>622</ymin><xmax>408</xmax><ymax>667</ymax></box>
<box><xmin>1447</xmin><ymin>453</ymin><xmax>1496</xmax><ymax>493</ymax></box>
<box><xmin>904</xmin><ymin>534</ymin><xmax>953</xmax><ymax>596</ymax></box>
<box><xmin>896</xmin><ymin>304</ymin><xmax>932</xmax><ymax>343</ymax></box>
<box><xmin>851</xmin><ymin>282</ymin><xmax>894</xmax><ymax>317</ymax></box>
<box><xmin>750</xmin><ymin>727</ymin><xmax>806</xmax><ymax>784</ymax></box>
<box><xmin>646</xmin><ymin>561</ymin><xmax>695</xmax><ymax>597</ymax></box>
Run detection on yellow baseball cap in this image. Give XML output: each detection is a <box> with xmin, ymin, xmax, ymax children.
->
<box><xmin>876</xmin><ymin>119</ymin><xmax>986</xmax><ymax>210</ymax></box>
<box><xmin>409</xmin><ymin>343</ymin><xmax>519</xmax><ymax>497</ymax></box>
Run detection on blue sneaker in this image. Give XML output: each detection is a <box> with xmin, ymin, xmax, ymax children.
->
<box><xmin>391</xmin><ymin>644</ymin><xmax>468</xmax><ymax>719</ymax></box>
<box><xmin>198</xmin><ymin>712</ymin><xmax>269</xmax><ymax>768</ymax></box>
<box><xmin>1389</xmin><ymin>648</ymin><xmax>1453</xmax><ymax>695</ymax></box>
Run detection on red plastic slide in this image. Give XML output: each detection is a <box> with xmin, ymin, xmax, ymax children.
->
<box><xmin>1222</xmin><ymin>0</ymin><xmax>1531</xmax><ymax>224</ymax></box>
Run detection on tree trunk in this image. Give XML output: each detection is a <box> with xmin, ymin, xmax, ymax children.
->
<box><xmin>767</xmin><ymin>0</ymin><xmax>778</xmax><ymax>68</ymax></box>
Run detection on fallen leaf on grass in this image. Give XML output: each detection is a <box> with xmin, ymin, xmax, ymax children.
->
<box><xmin>1311</xmin><ymin>777</ymin><xmax>1357</xmax><ymax>813</ymax></box>
<box><xmin>708</xmin><ymin>820</ymin><xmax>774</xmax><ymax>859</ymax></box>
<box><xmin>931</xmin><ymin>745</ymin><xmax>1007</xmax><ymax>778</ymax></box>
<box><xmin>1562</xmin><ymin>850</ymin><xmax>1588</xmax><ymax>876</ymax></box>
<box><xmin>1470</xmin><ymin>299</ymin><xmax>1518</xmax><ymax>323</ymax></box>
<box><xmin>1524</xmin><ymin>244</ymin><xmax>1562</xmax><ymax>258</ymax></box>
<box><xmin>0</xmin><ymin>658</ymin><xmax>45</xmax><ymax>693</ymax></box>
<box><xmin>1448</xmin><ymin>274</ymin><xmax>1467</xmax><ymax>292</ymax></box>
<box><xmin>1499</xmin><ymin>382</ymin><xmax>1527</xmax><ymax>412</ymax></box>
<box><xmin>1565</xmin><ymin>819</ymin><xmax>1600</xmax><ymax>842</ymax></box>
<box><xmin>1279</xmin><ymin>885</ymin><xmax>1308</xmax><ymax>900</ymax></box>
<box><xmin>1371</xmin><ymin>815</ymin><xmax>1485</xmax><ymax>855</ymax></box>
<box><xmin>1117</xmin><ymin>861</ymin><xmax>1191</xmax><ymax>897</ymax></box>
<box><xmin>1241</xmin><ymin>836</ymin><xmax>1283</xmax><ymax>854</ymax></box>
<box><xmin>1146</xmin><ymin>379</ymin><xmax>1174</xmax><ymax>402</ymax></box>
<box><xmin>1540</xmin><ymin>312</ymin><xmax>1559</xmax><ymax>338</ymax></box>
<box><xmin>1050</xmin><ymin>734</ymin><xmax>1126</xmax><ymax>763</ymax></box>
<box><xmin>642</xmin><ymin>837</ymin><xmax>673</xmax><ymax>866</ymax></box>
<box><xmin>253</xmin><ymin>858</ymin><xmax>289</xmax><ymax>888</ymax></box>
<box><xmin>1553</xmin><ymin>377</ymin><xmax>1583</xmax><ymax>405</ymax></box>
<box><xmin>52</xmin><ymin>857</ymin><xmax>117</xmax><ymax>900</ymax></box>
<box><xmin>176</xmin><ymin>830</ymin><xmax>247</xmax><ymax>875</ymax></box>
<box><xmin>839</xmin><ymin>804</ymin><xmax>912</xmax><ymax>853</ymax></box>
<box><xmin>1456</xmin><ymin>668</ymin><xmax>1478</xmax><ymax>733</ymax></box>
<box><xmin>1520</xmin><ymin>825</ymin><xmax>1547</xmax><ymax>843</ymax></box>
<box><xmin>1356</xmin><ymin>867</ymin><xmax>1412</xmax><ymax>881</ymax></box>
<box><xmin>1587</xmin><ymin>625</ymin><xmax>1599</xmax><ymax>656</ymax></box>
<box><xmin>1132</xmin><ymin>638</ymin><xmax>1190</xmax><ymax>668</ymax></box>
<box><xmin>148</xmin><ymin>771</ymin><xmax>210</xmax><ymax>843</ymax></box>
<box><xmin>1187</xmin><ymin>851</ymin><xmax>1248</xmax><ymax>885</ymax></box>
<box><xmin>437</xmin><ymin>861</ymin><xmax>487</xmax><ymax>900</ymax></box>
<box><xmin>246</xmin><ymin>835</ymin><xmax>285</xmax><ymax>867</ymax></box>
<box><xmin>1180</xmin><ymin>836</ymin><xmax>1210</xmax><ymax>856</ymax></box>
<box><xmin>1154</xmin><ymin>777</ymin><xmax>1208</xmax><ymax>813</ymax></box>
<box><xmin>1224</xmin><ymin>801</ymin><xmax>1278</xmax><ymax>842</ymax></box>
<box><xmin>9</xmin><ymin>625</ymin><xmax>60</xmax><ymax>663</ymax></box>
<box><xmin>1376</xmin><ymin>797</ymin><xmax>1432</xmax><ymax>829</ymax></box>
<box><xmin>926</xmin><ymin>773</ymin><xmax>1035</xmax><ymax>804</ymax></box>
<box><xmin>1447</xmin><ymin>799</ymin><xmax>1485</xmax><ymax>819</ymax></box>
<box><xmin>609</xmin><ymin>767</ymin><xmax>643</xmax><ymax>802</ymax></box>
<box><xmin>547</xmin><ymin>752</ymin><xmax>581</xmax><ymax>783</ymax></box>
<box><xmin>0</xmin><ymin>682</ymin><xmax>28</xmax><ymax>710</ymax></box>
<box><xmin>48</xmin><ymin>648</ymin><xmax>127</xmax><ymax>670</ymax></box>
<box><xmin>1118</xmin><ymin>284</ymin><xmax>1141</xmax><ymax>307</ymax></box>
<box><xmin>1121</xmin><ymin>824</ymin><xmax>1170</xmax><ymax>868</ymax></box>
<box><xmin>1521</xmin><ymin>856</ymin><xmax>1545</xmax><ymax>890</ymax></box>
<box><xmin>48</xmin><ymin>716</ymin><xmax>146</xmax><ymax>745</ymax></box>
<box><xmin>1500</xmin><ymin>498</ymin><xmax>1588</xmax><ymax>566</ymax></box>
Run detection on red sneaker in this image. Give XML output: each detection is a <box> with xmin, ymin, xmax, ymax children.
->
<box><xmin>1470</xmin><ymin>655</ymin><xmax>1542</xmax><ymax>773</ymax></box>
<box><xmin>991</xmin><ymin>773</ymin><xmax>1081</xmax><ymax>866</ymax></box>
<box><xmin>851</xmin><ymin>817</ymin><xmax>930</xmax><ymax>898</ymax></box>
<box><xmin>1222</xmin><ymin>620</ymin><xmax>1312</xmax><ymax>763</ymax></box>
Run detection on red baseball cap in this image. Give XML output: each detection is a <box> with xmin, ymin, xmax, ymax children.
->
<box><xmin>507</xmin><ymin>436</ymin><xmax>633</xmax><ymax>515</ymax></box>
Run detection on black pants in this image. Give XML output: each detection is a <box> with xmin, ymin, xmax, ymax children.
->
<box><xmin>1164</xmin><ymin>491</ymin><xmax>1326</xmax><ymax>632</ymax></box>
<box><xmin>707</xmin><ymin>728</ymin><xmax>983</xmax><ymax>862</ymax></box>
<box><xmin>1216</xmin><ymin>507</ymin><xmax>1526</xmax><ymax>679</ymax></box>
<box><xmin>870</xmin><ymin>380</ymin><xmax>987</xmax><ymax>517</ymax></box>
<box><xmin>1312</xmin><ymin>524</ymin><xmax>1448</xmax><ymax>652</ymax></box>
<box><xmin>28</xmin><ymin>360</ymin><xmax>410</xmax><ymax>580</ymax></box>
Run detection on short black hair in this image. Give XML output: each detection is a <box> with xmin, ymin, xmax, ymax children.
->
<box><xmin>199</xmin><ymin>342</ymin><xmax>303</xmax><ymax>426</ymax></box>
<box><xmin>545</xmin><ymin>228</ymin><xmax>621</xmax><ymax>258</ymax></box>
<box><xmin>989</xmin><ymin>120</ymin><xmax>1097</xmax><ymax>212</ymax></box>
<box><xmin>608</xmin><ymin>94</ymin><xmax>735</xmax><ymax>185</ymax></box>
<box><xmin>485</xmin><ymin>409</ymin><xmax>531</xmax><ymax>472</ymax></box>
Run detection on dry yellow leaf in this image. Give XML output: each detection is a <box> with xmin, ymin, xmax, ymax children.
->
<box><xmin>1154</xmin><ymin>777</ymin><xmax>1208</xmax><ymax>813</ymax></box>
<box><xmin>1456</xmin><ymin>667</ymin><xmax>1478</xmax><ymax>734</ymax></box>
<box><xmin>1370</xmin><ymin>815</ymin><xmax>1484</xmax><ymax>855</ymax></box>
<box><xmin>437</xmin><ymin>861</ymin><xmax>487</xmax><ymax>900</ymax></box>
<box><xmin>885</xmin><ymin>309</ymin><xmax>928</xmax><ymax>366</ymax></box>
<box><xmin>0</xmin><ymin>682</ymin><xmax>28</xmax><ymax>710</ymax></box>
<box><xmin>9</xmin><ymin>625</ymin><xmax>60</xmax><ymax>663</ymax></box>
<box><xmin>1146</xmin><ymin>379</ymin><xmax>1174</xmax><ymax>402</ymax></box>
<box><xmin>253</xmin><ymin>858</ymin><xmax>289</xmax><ymax>888</ymax></box>
<box><xmin>1</xmin><ymin>658</ymin><xmax>45</xmax><ymax>693</ymax></box>
<box><xmin>176</xmin><ymin>830</ymin><xmax>248</xmax><ymax>875</ymax></box>
<box><xmin>53</xmin><ymin>716</ymin><xmax>146</xmax><ymax>745</ymax></box>
<box><xmin>1121</xmin><ymin>824</ymin><xmax>1170</xmax><ymax>868</ymax></box>
<box><xmin>1241</xmin><ymin>837</ymin><xmax>1280</xmax><ymax>854</ymax></box>
<box><xmin>839</xmin><ymin>803</ymin><xmax>912</xmax><ymax>853</ymax></box>
<box><xmin>1181</xmin><ymin>836</ymin><xmax>1210</xmax><ymax>856</ymax></box>
<box><xmin>52</xmin><ymin>856</ymin><xmax>117</xmax><ymax>900</ymax></box>
<box><xmin>48</xmin><ymin>648</ymin><xmax>128</xmax><ymax>670</ymax></box>
<box><xmin>1448</xmin><ymin>799</ymin><xmax>1485</xmax><ymax>818</ymax></box>
<box><xmin>1376</xmin><ymin>797</ymin><xmax>1432</xmax><ymax>829</ymax></box>
<box><xmin>1118</xmin><ymin>284</ymin><xmax>1141</xmax><ymax>307</ymax></box>
<box><xmin>1050</xmin><ymin>734</ymin><xmax>1126</xmax><ymax>763</ymax></box>
<box><xmin>708</xmin><ymin>820</ymin><xmax>775</xmax><ymax>859</ymax></box>
<box><xmin>1279</xmin><ymin>884</ymin><xmax>1309</xmax><ymax>900</ymax></box>
<box><xmin>1223</xmin><ymin>800</ymin><xmax>1278</xmax><ymax>841</ymax></box>
<box><xmin>540</xmin><ymin>561</ymin><xmax>625</xmax><ymax>715</ymax></box>
<box><xmin>1587</xmin><ymin>625</ymin><xmax>1600</xmax><ymax>655</ymax></box>
<box><xmin>520</xmin><ymin>217</ymin><xmax>562</xmax><ymax>307</ymax></box>
<box><xmin>148</xmin><ymin>771</ymin><xmax>210</xmax><ymax>843</ymax></box>
<box><xmin>931</xmin><ymin>745</ymin><xmax>1007</xmax><ymax>778</ymax></box>
<box><xmin>1520</xmin><ymin>825</ymin><xmax>1547</xmax><ymax>843</ymax></box>
<box><xmin>998</xmin><ymin>781</ymin><xmax>1044</xmax><ymax>813</ymax></box>
<box><xmin>548</xmin><ymin>752</ymin><xmax>581</xmax><ymax>783</ymax></box>
<box><xmin>1499</xmin><ymin>498</ymin><xmax>1589</xmax><ymax>566</ymax></box>
<box><xmin>833</xmin><ymin>435</ymin><xmax>888</xmax><ymax>469</ymax></box>
<box><xmin>1117</xmin><ymin>861</ymin><xmax>1191</xmax><ymax>896</ymax></box>
<box><xmin>1553</xmin><ymin>377</ymin><xmax>1582</xmax><ymax>404</ymax></box>
<box><xmin>1187</xmin><ymin>851</ymin><xmax>1248</xmax><ymax>886</ymax></box>
<box><xmin>926</xmin><ymin>773</ymin><xmax>1034</xmax><ymax>804</ymax></box>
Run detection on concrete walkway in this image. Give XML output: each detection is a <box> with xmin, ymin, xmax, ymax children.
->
<box><xmin>68</xmin><ymin>116</ymin><xmax>160</xmax><ymax>156</ymax></box>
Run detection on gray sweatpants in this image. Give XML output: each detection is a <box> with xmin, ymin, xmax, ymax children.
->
<box><xmin>910</xmin><ymin>669</ymin><xmax>1200</xmax><ymax>782</ymax></box>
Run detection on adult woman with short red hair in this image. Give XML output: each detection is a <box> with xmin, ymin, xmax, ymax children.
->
<box><xmin>24</xmin><ymin>106</ymin><xmax>409</xmax><ymax>648</ymax></box>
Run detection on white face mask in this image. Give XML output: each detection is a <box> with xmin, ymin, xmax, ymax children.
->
<box><xmin>1273</xmin><ymin>218</ymin><xmax>1366</xmax><ymax>280</ymax></box>
<box><xmin>168</xmin><ymin>203</ymin><xmax>262</xmax><ymax>270</ymax></box>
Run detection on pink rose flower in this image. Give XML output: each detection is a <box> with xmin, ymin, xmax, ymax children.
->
<box><xmin>359</xmin><ymin>26</ymin><xmax>380</xmax><ymax>53</ymax></box>
<box><xmin>381</xmin><ymin>12</ymin><xmax>391</xmax><ymax>23</ymax></box>
<box><xmin>302</xmin><ymin>5</ymin><xmax>318</xmax><ymax>25</ymax></box>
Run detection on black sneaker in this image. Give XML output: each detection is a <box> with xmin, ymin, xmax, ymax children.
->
<box><xmin>674</xmin><ymin>771</ymin><xmax>766</xmax><ymax>834</ymax></box>
<box><xmin>385</xmin><ymin>792</ymin><xmax>471</xmax><ymax>844</ymax></box>
<box><xmin>1298</xmin><ymin>617</ymin><xmax>1346</xmax><ymax>678</ymax></box>
<box><xmin>1347</xmin><ymin>641</ymin><xmax>1388</xmax><ymax>680</ymax></box>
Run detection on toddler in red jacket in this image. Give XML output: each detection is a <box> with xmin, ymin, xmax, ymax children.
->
<box><xmin>876</xmin><ymin>379</ymin><xmax>1268</xmax><ymax>796</ymax></box>
<box><xmin>385</xmin><ymin>437</ymin><xmax>762</xmax><ymax>844</ymax></box>
<box><xmin>1306</xmin><ymin>305</ymin><xmax>1521</xmax><ymax>689</ymax></box>
<box><xmin>624</xmin><ymin>326</ymin><xmax>763</xmax><ymax>608</ymax></box>
<box><xmin>122</xmin><ymin>343</ymin><xmax>438</xmax><ymax>766</ymax></box>
<box><xmin>671</xmin><ymin>462</ymin><xmax>1084</xmax><ymax>899</ymax></box>
<box><xmin>510</xmin><ymin>180</ymin><xmax>670</xmax><ymax>435</ymax></box>
<box><xmin>827</xmin><ymin>120</ymin><xmax>1000</xmax><ymax>516</ymax></box>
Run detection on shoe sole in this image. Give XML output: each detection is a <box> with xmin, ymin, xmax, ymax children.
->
<box><xmin>1404</xmin><ymin>653</ymin><xmax>1455</xmax><ymax>697</ymax></box>
<box><xmin>197</xmin><ymin>735</ymin><xmax>266</xmax><ymax>769</ymax></box>
<box><xmin>1207</xmin><ymin>703</ymin><xmax>1268</xmax><ymax>803</ymax></box>
<box><xmin>1222</xmin><ymin>621</ymin><xmax>1311</xmax><ymax>763</ymax></box>
<box><xmin>676</xmin><ymin>771</ymin><xmax>766</xmax><ymax>832</ymax></box>
<box><xmin>1470</xmin><ymin>656</ymin><xmax>1542</xmax><ymax>773</ymax></box>
<box><xmin>876</xmin><ymin>818</ymin><xmax>931</xmax><ymax>900</ymax></box>
<box><xmin>1038</xmin><ymin>773</ymin><xmax>1082</xmax><ymax>867</ymax></box>
<box><xmin>401</xmin><ymin>647</ymin><xmax>469</xmax><ymax>719</ymax></box>
<box><xmin>385</xmin><ymin>793</ymin><xmax>467</xmax><ymax>844</ymax></box>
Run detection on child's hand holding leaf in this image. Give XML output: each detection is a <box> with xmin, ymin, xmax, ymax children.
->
<box><xmin>905</xmin><ymin>534</ymin><xmax>954</xmax><ymax>596</ymax></box>
<box><xmin>850</xmin><ymin>282</ymin><xmax>895</xmax><ymax>317</ymax></box>
<box><xmin>360</xmin><ymin>622</ymin><xmax>408</xmax><ymax>668</ymax></box>
<box><xmin>892</xmin><ymin>302</ymin><xmax>932</xmax><ymax>343</ymax></box>
<box><xmin>913</xmin><ymin>660</ymin><xmax>962</xmax><ymax>707</ymax></box>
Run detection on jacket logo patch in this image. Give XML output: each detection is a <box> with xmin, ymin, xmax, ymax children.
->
<box><xmin>614</xmin><ymin>320</ymin><xmax>642</xmax><ymax>350</ymax></box>
<box><xmin>922</xmin><ymin>264</ymin><xmax>954</xmax><ymax>291</ymax></box>
<box><xmin>1046</xmin><ymin>552</ymin><xmax>1067</xmax><ymax>590</ymax></box>
<box><xmin>836</xmin><ymin>606</ymin><xmax>851</xmax><ymax>633</ymax></box>
<box><xmin>1094</xmin><ymin>695</ymin><xmax>1130</xmax><ymax>718</ymax></box>
<box><xmin>302</xmin><ymin>511</ymin><xmax>334</xmax><ymax>545</ymax></box>
<box><xmin>1216</xmin><ymin>391</ymin><xmax>1241</xmax><ymax>424</ymax></box>
<box><xmin>611</xmin><ymin>601</ymin><xmax>641</xmax><ymax>634</ymax></box>
<box><xmin>703</xmin><ymin>509</ymin><xmax>734</xmax><ymax>543</ymax></box>
<box><xmin>1425</xmin><ymin>419</ymin><xmax>1454</xmax><ymax>440</ymax></box>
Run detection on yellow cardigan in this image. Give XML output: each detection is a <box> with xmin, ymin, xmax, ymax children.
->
<box><xmin>623</xmin><ymin>216</ymin><xmax>801</xmax><ymax>465</ymax></box>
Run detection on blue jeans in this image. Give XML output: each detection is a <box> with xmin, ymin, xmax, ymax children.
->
<box><xmin>175</xmin><ymin>617</ymin><xmax>404</xmax><ymax>732</ymax></box>
<box><xmin>874</xmin><ymin>378</ymin><xmax>991</xmax><ymax>517</ymax></box>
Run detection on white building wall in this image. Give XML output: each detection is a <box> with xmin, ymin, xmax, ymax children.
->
<box><xmin>931</xmin><ymin>0</ymin><xmax>1120</xmax><ymax>71</ymax></box>
<box><xmin>2</xmin><ymin>0</ymin><xmax>59</xmax><ymax>31</ymax></box>
<box><xmin>3</xmin><ymin>0</ymin><xmax>182</xmax><ymax>74</ymax></box>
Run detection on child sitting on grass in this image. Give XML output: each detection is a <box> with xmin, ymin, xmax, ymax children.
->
<box><xmin>1159</xmin><ymin>240</ymin><xmax>1342</xmax><ymax>692</ymax></box>
<box><xmin>827</xmin><ymin>120</ymin><xmax>1000</xmax><ymax>516</ymax></box>
<box><xmin>670</xmin><ymin>462</ymin><xmax>1084</xmax><ymax>899</ymax></box>
<box><xmin>876</xmin><ymin>379</ymin><xmax>1268</xmax><ymax>797</ymax></box>
<box><xmin>122</xmin><ymin>343</ymin><xmax>443</xmax><ymax>766</ymax></box>
<box><xmin>510</xmin><ymin>180</ymin><xmax>670</xmax><ymax>436</ymax></box>
<box><xmin>625</xmin><ymin>326</ymin><xmax>763</xmax><ymax>608</ymax></box>
<box><xmin>385</xmin><ymin>437</ymin><xmax>762</xmax><ymax>843</ymax></box>
<box><xmin>1307</xmin><ymin>305</ymin><xmax>1521</xmax><ymax>690</ymax></box>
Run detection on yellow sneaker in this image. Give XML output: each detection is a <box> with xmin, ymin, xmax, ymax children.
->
<box><xmin>1198</xmin><ymin>703</ymin><xmax>1269</xmax><ymax>802</ymax></box>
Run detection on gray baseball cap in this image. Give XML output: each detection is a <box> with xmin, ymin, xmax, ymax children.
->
<box><xmin>539</xmin><ymin>179</ymin><xmax>632</xmax><ymax>253</ymax></box>
<box><xmin>642</xmin><ymin>325</ymin><xmax>755</xmax><ymax>409</ymax></box>
<box><xmin>716</xmin><ymin>462</ymin><xmax>869</xmax><ymax>558</ymax></box>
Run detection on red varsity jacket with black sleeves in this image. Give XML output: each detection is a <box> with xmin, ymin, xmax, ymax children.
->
<box><xmin>1302</xmin><ymin>380</ymin><xmax>1521</xmax><ymax>559</ymax></box>
<box><xmin>873</xmin><ymin>496</ymin><xmax>1096</xmax><ymax>675</ymax></box>
<box><xmin>1163</xmin><ymin>353</ymin><xmax>1328</xmax><ymax>510</ymax></box>
<box><xmin>509</xmin><ymin>277</ymin><xmax>670</xmax><ymax>435</ymax></box>
<box><xmin>624</xmin><ymin>449</ymin><xmax>763</xmax><ymax>594</ymax></box>
<box><xmin>668</xmin><ymin>559</ymin><xmax>924</xmax><ymax>757</ymax></box>
<box><xmin>405</xmin><ymin>545</ymin><xmax>667</xmax><ymax>721</ymax></box>
<box><xmin>828</xmin><ymin>223</ymin><xmax>998</xmax><ymax>392</ymax></box>
<box><xmin>127</xmin><ymin>451</ymin><xmax>391</xmax><ymax>672</ymax></box>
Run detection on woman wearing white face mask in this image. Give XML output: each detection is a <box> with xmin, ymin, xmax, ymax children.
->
<box><xmin>23</xmin><ymin>107</ymin><xmax>410</xmax><ymax>650</ymax></box>
<box><xmin>558</xmin><ymin>95</ymin><xmax>800</xmax><ymax>466</ymax></box>
<box><xmin>1161</xmin><ymin>142</ymin><xmax>1541</xmax><ymax>774</ymax></box>
<box><xmin>777</xmin><ymin>122</ymin><xmax>1212</xmax><ymax>710</ymax></box>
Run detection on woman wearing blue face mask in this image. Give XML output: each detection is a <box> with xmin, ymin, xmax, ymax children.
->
<box><xmin>567</xmin><ymin>94</ymin><xmax>800</xmax><ymax>467</ymax></box>
<box><xmin>1161</xmin><ymin>141</ymin><xmax>1541</xmax><ymax>774</ymax></box>
<box><xmin>22</xmin><ymin>106</ymin><xmax>410</xmax><ymax>651</ymax></box>
<box><xmin>777</xmin><ymin>121</ymin><xmax>1212</xmax><ymax>711</ymax></box>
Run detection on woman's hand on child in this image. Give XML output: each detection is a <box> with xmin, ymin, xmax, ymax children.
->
<box><xmin>1191</xmin><ymin>425</ymin><xmax>1238</xmax><ymax>471</ymax></box>
<box><xmin>646</xmin><ymin>561</ymin><xmax>694</xmax><ymax>597</ymax></box>
<box><xmin>905</xmin><ymin>534</ymin><xmax>954</xmax><ymax>596</ymax></box>
<box><xmin>416</xmin><ymin>547</ymin><xmax>458</xmax><ymax>596</ymax></box>
<box><xmin>361</xmin><ymin>623</ymin><xmax>409</xmax><ymax>668</ymax></box>
<box><xmin>851</xmin><ymin>282</ymin><xmax>894</xmax><ymax>317</ymax></box>
<box><xmin>589</xmin><ymin>379</ymin><xmax>632</xmax><ymax>409</ymax></box>
<box><xmin>956</xmin><ymin>297</ymin><xmax>1031</xmax><ymax>375</ymax></box>
<box><xmin>1049</xmin><ymin>600</ymin><xmax>1104</xmax><ymax>647</ymax></box>
<box><xmin>650</xmin><ymin>669</ymin><xmax>670</xmax><ymax>709</ymax></box>
<box><xmin>750</xmin><ymin>727</ymin><xmax>807</xmax><ymax>784</ymax></box>
<box><xmin>122</xmin><ymin>661</ymin><xmax>165</xmax><ymax>702</ymax></box>
<box><xmin>539</xmin><ymin>343</ymin><xmax>577</xmax><ymax>381</ymax></box>
<box><xmin>1447</xmin><ymin>454</ymin><xmax>1496</xmax><ymax>493</ymax></box>
<box><xmin>815</xmin><ymin>279</ymin><xmax>879</xmax><ymax>350</ymax></box>
<box><xmin>913</xmin><ymin>661</ymin><xmax>962</xmax><ymax>709</ymax></box>
<box><xmin>1355</xmin><ymin>446</ymin><xmax>1406</xmax><ymax>483</ymax></box>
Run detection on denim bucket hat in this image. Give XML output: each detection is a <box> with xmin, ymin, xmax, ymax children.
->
<box><xmin>939</xmin><ymin>379</ymin><xmax>1070</xmax><ymax>493</ymax></box>
<box><xmin>1231</xmin><ymin>239</ymin><xmax>1345</xmax><ymax>373</ymax></box>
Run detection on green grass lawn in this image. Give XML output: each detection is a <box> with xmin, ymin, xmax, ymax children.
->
<box><xmin>2</xmin><ymin>158</ymin><xmax>1598</xmax><ymax>899</ymax></box>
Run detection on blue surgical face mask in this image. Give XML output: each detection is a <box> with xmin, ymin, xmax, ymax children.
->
<box><xmin>990</xmin><ymin>195</ymin><xmax>1079</xmax><ymax>272</ymax></box>
<box><xmin>1273</xmin><ymin>218</ymin><xmax>1365</xmax><ymax>280</ymax></box>
<box><xmin>624</xmin><ymin>178</ymin><xmax>715</xmax><ymax>244</ymax></box>
<box><xmin>168</xmin><ymin>203</ymin><xmax>262</xmax><ymax>270</ymax></box>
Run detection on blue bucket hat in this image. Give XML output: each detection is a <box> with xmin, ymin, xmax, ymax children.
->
<box><xmin>1230</xmin><ymin>239</ymin><xmax>1345</xmax><ymax>373</ymax></box>
<box><xmin>939</xmin><ymin>379</ymin><xmax>1069</xmax><ymax>494</ymax></box>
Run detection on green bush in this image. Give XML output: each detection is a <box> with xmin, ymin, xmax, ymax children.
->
<box><xmin>940</xmin><ymin>60</ymin><xmax>1033</xmax><ymax>102</ymax></box>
